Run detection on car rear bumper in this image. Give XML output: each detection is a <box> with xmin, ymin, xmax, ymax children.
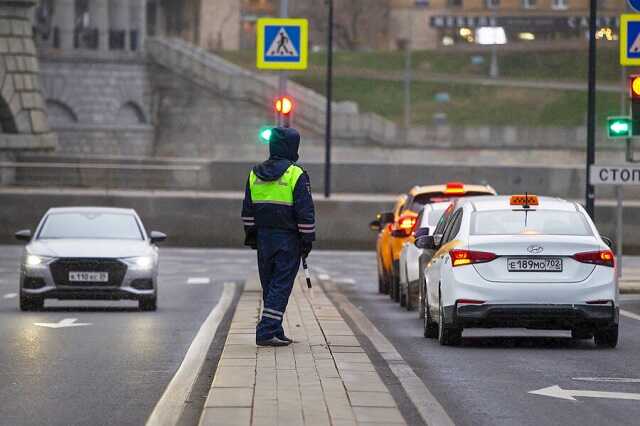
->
<box><xmin>448</xmin><ymin>302</ymin><xmax>618</xmax><ymax>330</ymax></box>
<box><xmin>22</xmin><ymin>288</ymin><xmax>155</xmax><ymax>301</ymax></box>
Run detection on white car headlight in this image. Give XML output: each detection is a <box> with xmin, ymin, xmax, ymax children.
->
<box><xmin>126</xmin><ymin>256</ymin><xmax>154</xmax><ymax>270</ymax></box>
<box><xmin>25</xmin><ymin>254</ymin><xmax>50</xmax><ymax>267</ymax></box>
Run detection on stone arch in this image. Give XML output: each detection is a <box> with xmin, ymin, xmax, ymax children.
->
<box><xmin>0</xmin><ymin>94</ymin><xmax>18</xmax><ymax>133</ymax></box>
<box><xmin>116</xmin><ymin>101</ymin><xmax>147</xmax><ymax>125</ymax></box>
<box><xmin>45</xmin><ymin>99</ymin><xmax>78</xmax><ymax>126</ymax></box>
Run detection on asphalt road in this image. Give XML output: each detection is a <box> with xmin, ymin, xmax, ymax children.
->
<box><xmin>308</xmin><ymin>251</ymin><xmax>640</xmax><ymax>426</ymax></box>
<box><xmin>0</xmin><ymin>246</ymin><xmax>255</xmax><ymax>426</ymax></box>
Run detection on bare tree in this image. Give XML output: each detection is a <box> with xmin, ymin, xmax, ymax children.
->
<box><xmin>291</xmin><ymin>0</ymin><xmax>390</xmax><ymax>51</ymax></box>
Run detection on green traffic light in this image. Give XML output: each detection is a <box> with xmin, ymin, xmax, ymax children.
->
<box><xmin>259</xmin><ymin>127</ymin><xmax>273</xmax><ymax>144</ymax></box>
<box><xmin>607</xmin><ymin>116</ymin><xmax>632</xmax><ymax>139</ymax></box>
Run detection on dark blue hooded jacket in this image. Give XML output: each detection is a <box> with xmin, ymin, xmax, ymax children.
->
<box><xmin>242</xmin><ymin>128</ymin><xmax>316</xmax><ymax>242</ymax></box>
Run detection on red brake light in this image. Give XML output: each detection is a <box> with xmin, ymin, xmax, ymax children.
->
<box><xmin>445</xmin><ymin>182</ymin><xmax>465</xmax><ymax>194</ymax></box>
<box><xmin>449</xmin><ymin>249</ymin><xmax>497</xmax><ymax>267</ymax></box>
<box><xmin>398</xmin><ymin>215</ymin><xmax>417</xmax><ymax>230</ymax></box>
<box><xmin>457</xmin><ymin>299</ymin><xmax>485</xmax><ymax>305</ymax></box>
<box><xmin>573</xmin><ymin>250</ymin><xmax>615</xmax><ymax>268</ymax></box>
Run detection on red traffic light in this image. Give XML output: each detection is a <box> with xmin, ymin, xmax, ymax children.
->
<box><xmin>275</xmin><ymin>96</ymin><xmax>294</xmax><ymax>115</ymax></box>
<box><xmin>629</xmin><ymin>75</ymin><xmax>640</xmax><ymax>100</ymax></box>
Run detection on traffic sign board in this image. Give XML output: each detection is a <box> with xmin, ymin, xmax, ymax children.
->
<box><xmin>256</xmin><ymin>18</ymin><xmax>308</xmax><ymax>70</ymax></box>
<box><xmin>590</xmin><ymin>165</ymin><xmax>640</xmax><ymax>185</ymax></box>
<box><xmin>620</xmin><ymin>14</ymin><xmax>640</xmax><ymax>66</ymax></box>
<box><xmin>629</xmin><ymin>0</ymin><xmax>640</xmax><ymax>13</ymax></box>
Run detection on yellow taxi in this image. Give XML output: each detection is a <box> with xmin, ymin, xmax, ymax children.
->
<box><xmin>372</xmin><ymin>182</ymin><xmax>497</xmax><ymax>302</ymax></box>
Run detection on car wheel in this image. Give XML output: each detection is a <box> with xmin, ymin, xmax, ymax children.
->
<box><xmin>438</xmin><ymin>297</ymin><xmax>462</xmax><ymax>346</ymax></box>
<box><xmin>139</xmin><ymin>297</ymin><xmax>157</xmax><ymax>312</ymax></box>
<box><xmin>378</xmin><ymin>269</ymin><xmax>385</xmax><ymax>294</ymax></box>
<box><xmin>20</xmin><ymin>294</ymin><xmax>44</xmax><ymax>311</ymax></box>
<box><xmin>406</xmin><ymin>281</ymin><xmax>415</xmax><ymax>311</ymax></box>
<box><xmin>423</xmin><ymin>294</ymin><xmax>438</xmax><ymax>338</ymax></box>
<box><xmin>571</xmin><ymin>328</ymin><xmax>593</xmax><ymax>340</ymax></box>
<box><xmin>594</xmin><ymin>324</ymin><xmax>618</xmax><ymax>348</ymax></box>
<box><xmin>391</xmin><ymin>262</ymin><xmax>400</xmax><ymax>303</ymax></box>
<box><xmin>399</xmin><ymin>284</ymin><xmax>407</xmax><ymax>307</ymax></box>
<box><xmin>418</xmin><ymin>281</ymin><xmax>425</xmax><ymax>319</ymax></box>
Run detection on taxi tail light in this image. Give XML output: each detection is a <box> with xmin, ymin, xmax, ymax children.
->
<box><xmin>394</xmin><ymin>214</ymin><xmax>417</xmax><ymax>236</ymax></box>
<box><xmin>573</xmin><ymin>250</ymin><xmax>615</xmax><ymax>268</ymax></box>
<box><xmin>450</xmin><ymin>249</ymin><xmax>497</xmax><ymax>267</ymax></box>
<box><xmin>445</xmin><ymin>182</ymin><xmax>466</xmax><ymax>194</ymax></box>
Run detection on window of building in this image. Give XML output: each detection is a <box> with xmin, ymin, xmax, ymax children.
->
<box><xmin>552</xmin><ymin>0</ymin><xmax>568</xmax><ymax>10</ymax></box>
<box><xmin>448</xmin><ymin>0</ymin><xmax>463</xmax><ymax>8</ymax></box>
<box><xmin>522</xmin><ymin>0</ymin><xmax>536</xmax><ymax>9</ymax></box>
<box><xmin>486</xmin><ymin>0</ymin><xmax>500</xmax><ymax>9</ymax></box>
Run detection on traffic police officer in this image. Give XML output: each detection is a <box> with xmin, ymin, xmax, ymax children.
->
<box><xmin>242</xmin><ymin>127</ymin><xmax>315</xmax><ymax>346</ymax></box>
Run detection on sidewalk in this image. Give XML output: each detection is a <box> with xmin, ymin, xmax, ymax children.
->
<box><xmin>199</xmin><ymin>274</ymin><xmax>407</xmax><ymax>426</ymax></box>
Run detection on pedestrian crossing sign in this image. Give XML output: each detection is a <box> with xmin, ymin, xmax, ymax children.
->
<box><xmin>621</xmin><ymin>14</ymin><xmax>640</xmax><ymax>65</ymax></box>
<box><xmin>257</xmin><ymin>18</ymin><xmax>308</xmax><ymax>70</ymax></box>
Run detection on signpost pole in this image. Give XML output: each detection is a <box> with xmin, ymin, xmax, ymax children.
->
<box><xmin>403</xmin><ymin>8</ymin><xmax>413</xmax><ymax>143</ymax></box>
<box><xmin>585</xmin><ymin>0</ymin><xmax>598</xmax><ymax>219</ymax></box>
<box><xmin>279</xmin><ymin>0</ymin><xmax>289</xmax><ymax>126</ymax></box>
<box><xmin>616</xmin><ymin>185</ymin><xmax>623</xmax><ymax>279</ymax></box>
<box><xmin>324</xmin><ymin>0</ymin><xmax>334</xmax><ymax>199</ymax></box>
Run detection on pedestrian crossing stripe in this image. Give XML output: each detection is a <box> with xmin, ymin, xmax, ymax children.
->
<box><xmin>620</xmin><ymin>14</ymin><xmax>640</xmax><ymax>66</ymax></box>
<box><xmin>257</xmin><ymin>18</ymin><xmax>308</xmax><ymax>70</ymax></box>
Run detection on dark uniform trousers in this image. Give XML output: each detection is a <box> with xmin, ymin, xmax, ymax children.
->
<box><xmin>255</xmin><ymin>229</ymin><xmax>301</xmax><ymax>341</ymax></box>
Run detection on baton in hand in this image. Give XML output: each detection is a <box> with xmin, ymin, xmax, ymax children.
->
<box><xmin>302</xmin><ymin>258</ymin><xmax>312</xmax><ymax>289</ymax></box>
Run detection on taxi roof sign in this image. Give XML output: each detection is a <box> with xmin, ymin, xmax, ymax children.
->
<box><xmin>510</xmin><ymin>194</ymin><xmax>539</xmax><ymax>207</ymax></box>
<box><xmin>257</xmin><ymin>18</ymin><xmax>308</xmax><ymax>70</ymax></box>
<box><xmin>620</xmin><ymin>14</ymin><xmax>640</xmax><ymax>66</ymax></box>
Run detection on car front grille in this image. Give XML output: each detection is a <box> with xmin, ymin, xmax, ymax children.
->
<box><xmin>50</xmin><ymin>258</ymin><xmax>127</xmax><ymax>287</ymax></box>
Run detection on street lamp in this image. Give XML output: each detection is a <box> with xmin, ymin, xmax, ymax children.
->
<box><xmin>324</xmin><ymin>0</ymin><xmax>334</xmax><ymax>198</ymax></box>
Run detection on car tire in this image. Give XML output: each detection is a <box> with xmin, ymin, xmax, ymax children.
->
<box><xmin>20</xmin><ymin>294</ymin><xmax>44</xmax><ymax>311</ymax></box>
<box><xmin>378</xmin><ymin>269</ymin><xmax>385</xmax><ymax>294</ymax></box>
<box><xmin>406</xmin><ymin>281</ymin><xmax>415</xmax><ymax>311</ymax></box>
<box><xmin>399</xmin><ymin>285</ymin><xmax>407</xmax><ymax>307</ymax></box>
<box><xmin>391</xmin><ymin>262</ymin><xmax>400</xmax><ymax>303</ymax></box>
<box><xmin>419</xmin><ymin>281</ymin><xmax>425</xmax><ymax>319</ymax></box>
<box><xmin>423</xmin><ymin>294</ymin><xmax>438</xmax><ymax>338</ymax></box>
<box><xmin>594</xmin><ymin>324</ymin><xmax>618</xmax><ymax>348</ymax></box>
<box><xmin>571</xmin><ymin>328</ymin><xmax>593</xmax><ymax>340</ymax></box>
<box><xmin>139</xmin><ymin>297</ymin><xmax>157</xmax><ymax>312</ymax></box>
<box><xmin>438</xmin><ymin>298</ymin><xmax>462</xmax><ymax>346</ymax></box>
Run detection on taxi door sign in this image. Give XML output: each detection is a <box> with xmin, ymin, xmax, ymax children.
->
<box><xmin>620</xmin><ymin>14</ymin><xmax>640</xmax><ymax>66</ymax></box>
<box><xmin>256</xmin><ymin>18</ymin><xmax>308</xmax><ymax>70</ymax></box>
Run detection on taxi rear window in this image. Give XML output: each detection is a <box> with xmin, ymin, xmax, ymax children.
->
<box><xmin>409</xmin><ymin>191</ymin><xmax>492</xmax><ymax>212</ymax></box>
<box><xmin>471</xmin><ymin>210</ymin><xmax>593</xmax><ymax>236</ymax></box>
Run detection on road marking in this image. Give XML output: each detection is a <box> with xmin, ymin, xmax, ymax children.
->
<box><xmin>573</xmin><ymin>377</ymin><xmax>640</xmax><ymax>383</ymax></box>
<box><xmin>334</xmin><ymin>278</ymin><xmax>356</xmax><ymax>284</ymax></box>
<box><xmin>34</xmin><ymin>318</ymin><xmax>92</xmax><ymax>329</ymax></box>
<box><xmin>146</xmin><ymin>282</ymin><xmax>235</xmax><ymax>426</ymax></box>
<box><xmin>3</xmin><ymin>293</ymin><xmax>17</xmax><ymax>299</ymax></box>
<box><xmin>317</xmin><ymin>274</ymin><xmax>330</xmax><ymax>281</ymax></box>
<box><xmin>530</xmin><ymin>385</ymin><xmax>640</xmax><ymax>401</ymax></box>
<box><xmin>187</xmin><ymin>277</ymin><xmax>211</xmax><ymax>285</ymax></box>
<box><xmin>324</xmin><ymin>279</ymin><xmax>455</xmax><ymax>426</ymax></box>
<box><xmin>621</xmin><ymin>309</ymin><xmax>640</xmax><ymax>321</ymax></box>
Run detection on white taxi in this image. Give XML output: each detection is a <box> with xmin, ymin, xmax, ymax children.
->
<box><xmin>416</xmin><ymin>195</ymin><xmax>618</xmax><ymax>347</ymax></box>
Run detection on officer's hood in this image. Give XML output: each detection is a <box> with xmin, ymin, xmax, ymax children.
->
<box><xmin>253</xmin><ymin>127</ymin><xmax>300</xmax><ymax>181</ymax></box>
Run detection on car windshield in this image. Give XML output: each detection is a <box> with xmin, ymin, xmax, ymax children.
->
<box><xmin>409</xmin><ymin>191</ymin><xmax>492</xmax><ymax>212</ymax></box>
<box><xmin>38</xmin><ymin>212</ymin><xmax>144</xmax><ymax>240</ymax></box>
<box><xmin>471</xmin><ymin>210</ymin><xmax>593</xmax><ymax>236</ymax></box>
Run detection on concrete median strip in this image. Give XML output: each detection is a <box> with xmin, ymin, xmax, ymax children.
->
<box><xmin>200</xmin><ymin>274</ymin><xmax>408</xmax><ymax>426</ymax></box>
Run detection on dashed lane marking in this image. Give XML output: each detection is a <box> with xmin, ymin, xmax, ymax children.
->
<box><xmin>621</xmin><ymin>309</ymin><xmax>640</xmax><ymax>321</ymax></box>
<box><xmin>187</xmin><ymin>277</ymin><xmax>211</xmax><ymax>285</ymax></box>
<box><xmin>334</xmin><ymin>278</ymin><xmax>356</xmax><ymax>284</ymax></box>
<box><xmin>3</xmin><ymin>293</ymin><xmax>17</xmax><ymax>299</ymax></box>
<box><xmin>146</xmin><ymin>282</ymin><xmax>235</xmax><ymax>426</ymax></box>
<box><xmin>317</xmin><ymin>274</ymin><xmax>330</xmax><ymax>281</ymax></box>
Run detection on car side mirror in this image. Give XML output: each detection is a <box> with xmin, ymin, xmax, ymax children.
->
<box><xmin>150</xmin><ymin>231</ymin><xmax>167</xmax><ymax>244</ymax></box>
<box><xmin>415</xmin><ymin>235</ymin><xmax>436</xmax><ymax>250</ymax></box>
<box><xmin>379</xmin><ymin>212</ymin><xmax>395</xmax><ymax>225</ymax></box>
<box><xmin>602</xmin><ymin>236</ymin><xmax>614</xmax><ymax>250</ymax></box>
<box><xmin>433</xmin><ymin>234</ymin><xmax>443</xmax><ymax>247</ymax></box>
<box><xmin>15</xmin><ymin>229</ymin><xmax>32</xmax><ymax>242</ymax></box>
<box><xmin>369</xmin><ymin>220</ymin><xmax>381</xmax><ymax>232</ymax></box>
<box><xmin>414</xmin><ymin>227</ymin><xmax>430</xmax><ymax>238</ymax></box>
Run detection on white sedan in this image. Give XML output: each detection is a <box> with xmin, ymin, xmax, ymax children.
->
<box><xmin>398</xmin><ymin>202</ymin><xmax>449</xmax><ymax>310</ymax></box>
<box><xmin>417</xmin><ymin>195</ymin><xmax>618</xmax><ymax>347</ymax></box>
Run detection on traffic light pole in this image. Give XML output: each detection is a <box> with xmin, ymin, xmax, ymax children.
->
<box><xmin>279</xmin><ymin>0</ymin><xmax>289</xmax><ymax>127</ymax></box>
<box><xmin>585</xmin><ymin>0</ymin><xmax>597</xmax><ymax>219</ymax></box>
<box><xmin>324</xmin><ymin>0</ymin><xmax>334</xmax><ymax>198</ymax></box>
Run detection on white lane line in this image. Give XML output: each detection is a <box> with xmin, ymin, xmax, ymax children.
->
<box><xmin>573</xmin><ymin>377</ymin><xmax>640</xmax><ymax>383</ymax></box>
<box><xmin>325</xmin><ymin>279</ymin><xmax>455</xmax><ymax>426</ymax></box>
<box><xmin>317</xmin><ymin>274</ymin><xmax>330</xmax><ymax>281</ymax></box>
<box><xmin>146</xmin><ymin>282</ymin><xmax>235</xmax><ymax>426</ymax></box>
<box><xmin>621</xmin><ymin>309</ymin><xmax>640</xmax><ymax>321</ymax></box>
<box><xmin>334</xmin><ymin>278</ymin><xmax>356</xmax><ymax>285</ymax></box>
<box><xmin>34</xmin><ymin>318</ymin><xmax>92</xmax><ymax>329</ymax></box>
<box><xmin>3</xmin><ymin>293</ymin><xmax>17</xmax><ymax>299</ymax></box>
<box><xmin>187</xmin><ymin>277</ymin><xmax>211</xmax><ymax>285</ymax></box>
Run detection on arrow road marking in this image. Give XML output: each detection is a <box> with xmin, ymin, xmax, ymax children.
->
<box><xmin>187</xmin><ymin>277</ymin><xmax>211</xmax><ymax>285</ymax></box>
<box><xmin>530</xmin><ymin>385</ymin><xmax>640</xmax><ymax>401</ymax></box>
<box><xmin>34</xmin><ymin>318</ymin><xmax>92</xmax><ymax>329</ymax></box>
<box><xmin>3</xmin><ymin>293</ymin><xmax>17</xmax><ymax>299</ymax></box>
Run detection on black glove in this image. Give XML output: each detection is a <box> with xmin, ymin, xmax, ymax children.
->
<box><xmin>301</xmin><ymin>241</ymin><xmax>312</xmax><ymax>259</ymax></box>
<box><xmin>244</xmin><ymin>229</ymin><xmax>257</xmax><ymax>250</ymax></box>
